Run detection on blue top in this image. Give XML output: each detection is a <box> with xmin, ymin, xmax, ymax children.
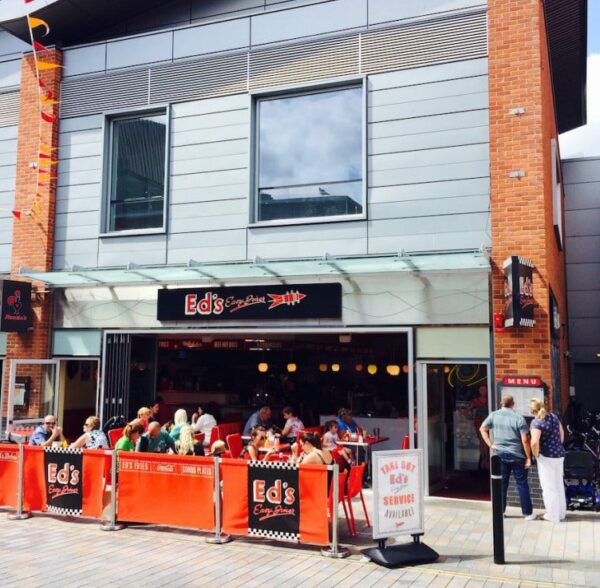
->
<box><xmin>481</xmin><ymin>407</ymin><xmax>528</xmax><ymax>459</ymax></box>
<box><xmin>336</xmin><ymin>417</ymin><xmax>359</xmax><ymax>434</ymax></box>
<box><xmin>243</xmin><ymin>411</ymin><xmax>273</xmax><ymax>436</ymax></box>
<box><xmin>531</xmin><ymin>412</ymin><xmax>565</xmax><ymax>458</ymax></box>
<box><xmin>138</xmin><ymin>430</ymin><xmax>176</xmax><ymax>453</ymax></box>
<box><xmin>29</xmin><ymin>425</ymin><xmax>52</xmax><ymax>446</ymax></box>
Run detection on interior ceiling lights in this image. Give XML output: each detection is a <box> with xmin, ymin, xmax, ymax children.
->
<box><xmin>287</xmin><ymin>363</ymin><xmax>297</xmax><ymax>373</ymax></box>
<box><xmin>355</xmin><ymin>363</ymin><xmax>363</xmax><ymax>372</ymax></box>
<box><xmin>367</xmin><ymin>364</ymin><xmax>378</xmax><ymax>375</ymax></box>
<box><xmin>257</xmin><ymin>362</ymin><xmax>268</xmax><ymax>373</ymax></box>
<box><xmin>331</xmin><ymin>363</ymin><xmax>340</xmax><ymax>372</ymax></box>
<box><xmin>319</xmin><ymin>363</ymin><xmax>328</xmax><ymax>372</ymax></box>
<box><xmin>386</xmin><ymin>364</ymin><xmax>400</xmax><ymax>376</ymax></box>
<box><xmin>402</xmin><ymin>365</ymin><xmax>410</xmax><ymax>374</ymax></box>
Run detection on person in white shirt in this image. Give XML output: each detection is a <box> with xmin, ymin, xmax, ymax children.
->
<box><xmin>280</xmin><ymin>406</ymin><xmax>304</xmax><ymax>442</ymax></box>
<box><xmin>191</xmin><ymin>405</ymin><xmax>217</xmax><ymax>447</ymax></box>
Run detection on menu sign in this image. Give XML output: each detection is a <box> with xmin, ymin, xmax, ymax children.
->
<box><xmin>157</xmin><ymin>283</ymin><xmax>342</xmax><ymax>321</ymax></box>
<box><xmin>372</xmin><ymin>449</ymin><xmax>424</xmax><ymax>540</ymax></box>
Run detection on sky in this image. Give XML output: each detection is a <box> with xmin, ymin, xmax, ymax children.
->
<box><xmin>559</xmin><ymin>1</ymin><xmax>600</xmax><ymax>159</ymax></box>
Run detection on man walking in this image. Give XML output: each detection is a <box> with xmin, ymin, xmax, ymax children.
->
<box><xmin>480</xmin><ymin>394</ymin><xmax>535</xmax><ymax>519</ymax></box>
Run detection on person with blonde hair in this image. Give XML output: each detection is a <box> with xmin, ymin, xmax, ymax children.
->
<box><xmin>176</xmin><ymin>424</ymin><xmax>204</xmax><ymax>456</ymax></box>
<box><xmin>169</xmin><ymin>408</ymin><xmax>188</xmax><ymax>442</ymax></box>
<box><xmin>530</xmin><ymin>397</ymin><xmax>566</xmax><ymax>523</ymax></box>
<box><xmin>137</xmin><ymin>407</ymin><xmax>152</xmax><ymax>432</ymax></box>
<box><xmin>70</xmin><ymin>416</ymin><xmax>109</xmax><ymax>449</ymax></box>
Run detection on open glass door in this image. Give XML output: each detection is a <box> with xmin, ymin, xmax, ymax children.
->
<box><xmin>6</xmin><ymin>359</ymin><xmax>60</xmax><ymax>435</ymax></box>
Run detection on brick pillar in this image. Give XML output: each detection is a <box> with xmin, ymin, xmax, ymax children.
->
<box><xmin>488</xmin><ymin>1</ymin><xmax>569</xmax><ymax>410</ymax></box>
<box><xmin>2</xmin><ymin>49</ymin><xmax>61</xmax><ymax>423</ymax></box>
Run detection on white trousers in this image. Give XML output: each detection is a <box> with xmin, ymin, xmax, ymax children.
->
<box><xmin>536</xmin><ymin>455</ymin><xmax>566</xmax><ymax>523</ymax></box>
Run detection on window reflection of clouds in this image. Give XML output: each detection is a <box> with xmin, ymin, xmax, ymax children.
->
<box><xmin>258</xmin><ymin>87</ymin><xmax>362</xmax><ymax>190</ymax></box>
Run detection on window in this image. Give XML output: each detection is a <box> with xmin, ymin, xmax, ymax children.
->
<box><xmin>255</xmin><ymin>85</ymin><xmax>363</xmax><ymax>223</ymax></box>
<box><xmin>106</xmin><ymin>110</ymin><xmax>167</xmax><ymax>233</ymax></box>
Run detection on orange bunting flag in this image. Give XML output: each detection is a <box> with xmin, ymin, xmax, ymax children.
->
<box><xmin>41</xmin><ymin>111</ymin><xmax>56</xmax><ymax>123</ymax></box>
<box><xmin>39</xmin><ymin>144</ymin><xmax>57</xmax><ymax>153</ymax></box>
<box><xmin>32</xmin><ymin>201</ymin><xmax>42</xmax><ymax>214</ymax></box>
<box><xmin>12</xmin><ymin>210</ymin><xmax>22</xmax><ymax>220</ymax></box>
<box><xmin>36</xmin><ymin>61</ymin><xmax>63</xmax><ymax>71</ymax></box>
<box><xmin>27</xmin><ymin>16</ymin><xmax>50</xmax><ymax>36</ymax></box>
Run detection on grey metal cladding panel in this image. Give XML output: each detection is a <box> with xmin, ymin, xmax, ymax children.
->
<box><xmin>191</xmin><ymin>0</ymin><xmax>264</xmax><ymax>21</ymax></box>
<box><xmin>167</xmin><ymin>229</ymin><xmax>247</xmax><ymax>264</ymax></box>
<box><xmin>98</xmin><ymin>234</ymin><xmax>167</xmax><ymax>266</ymax></box>
<box><xmin>150</xmin><ymin>53</ymin><xmax>247</xmax><ymax>104</ymax></box>
<box><xmin>0</xmin><ymin>215</ymin><xmax>13</xmax><ymax>243</ymax></box>
<box><xmin>567</xmin><ymin>263</ymin><xmax>600</xmax><ymax>291</ymax></box>
<box><xmin>567</xmin><ymin>291</ymin><xmax>600</xmax><ymax>320</ymax></box>
<box><xmin>173</xmin><ymin>18</ymin><xmax>250</xmax><ymax>59</ymax></box>
<box><xmin>564</xmin><ymin>182</ymin><xmax>600</xmax><ymax>212</ymax></box>
<box><xmin>565</xmin><ymin>236</ymin><xmax>600</xmax><ymax>263</ymax></box>
<box><xmin>0</xmin><ymin>90</ymin><xmax>19</xmax><ymax>127</ymax></box>
<box><xmin>362</xmin><ymin>11</ymin><xmax>487</xmax><ymax>75</ymax></box>
<box><xmin>63</xmin><ymin>45</ymin><xmax>107</xmax><ymax>78</ymax></box>
<box><xmin>565</xmin><ymin>209</ymin><xmax>600</xmax><ymax>237</ymax></box>
<box><xmin>106</xmin><ymin>32</ymin><xmax>172</xmax><ymax>70</ymax></box>
<box><xmin>0</xmin><ymin>242</ymin><xmax>11</xmax><ymax>272</ymax></box>
<box><xmin>563</xmin><ymin>159</ymin><xmax>600</xmax><ymax>185</ymax></box>
<box><xmin>368</xmin><ymin>0</ymin><xmax>486</xmax><ymax>25</ymax></box>
<box><xmin>369</xmin><ymin>194</ymin><xmax>489</xmax><ymax>221</ymax></box>
<box><xmin>369</xmin><ymin>212</ymin><xmax>488</xmax><ymax>238</ymax></box>
<box><xmin>249</xmin><ymin>35</ymin><xmax>359</xmax><ymax>90</ymax></box>
<box><xmin>567</xmin><ymin>319</ymin><xmax>600</xmax><ymax>346</ymax></box>
<box><xmin>60</xmin><ymin>70</ymin><xmax>149</xmax><ymax>118</ymax></box>
<box><xmin>369</xmin><ymin>178</ymin><xmax>489</xmax><ymax>204</ymax></box>
<box><xmin>0</xmin><ymin>59</ymin><xmax>20</xmax><ymax>89</ymax></box>
<box><xmin>53</xmin><ymin>239</ymin><xmax>99</xmax><ymax>270</ymax></box>
<box><xmin>250</xmin><ymin>0</ymin><xmax>367</xmax><ymax>46</ymax></box>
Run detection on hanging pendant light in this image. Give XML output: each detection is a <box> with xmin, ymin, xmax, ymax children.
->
<box><xmin>355</xmin><ymin>363</ymin><xmax>364</xmax><ymax>372</ymax></box>
<box><xmin>287</xmin><ymin>363</ymin><xmax>297</xmax><ymax>373</ymax></box>
<box><xmin>331</xmin><ymin>363</ymin><xmax>340</xmax><ymax>373</ymax></box>
<box><xmin>367</xmin><ymin>364</ymin><xmax>378</xmax><ymax>375</ymax></box>
<box><xmin>402</xmin><ymin>364</ymin><xmax>409</xmax><ymax>374</ymax></box>
<box><xmin>386</xmin><ymin>364</ymin><xmax>400</xmax><ymax>376</ymax></box>
<box><xmin>319</xmin><ymin>363</ymin><xmax>328</xmax><ymax>372</ymax></box>
<box><xmin>257</xmin><ymin>362</ymin><xmax>268</xmax><ymax>373</ymax></box>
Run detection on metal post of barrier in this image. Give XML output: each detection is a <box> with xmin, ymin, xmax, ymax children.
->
<box><xmin>206</xmin><ymin>457</ymin><xmax>232</xmax><ymax>544</ymax></box>
<box><xmin>490</xmin><ymin>453</ymin><xmax>505</xmax><ymax>564</ymax></box>
<box><xmin>321</xmin><ymin>464</ymin><xmax>350</xmax><ymax>558</ymax></box>
<box><xmin>8</xmin><ymin>442</ymin><xmax>31</xmax><ymax>520</ymax></box>
<box><xmin>101</xmin><ymin>450</ymin><xmax>123</xmax><ymax>531</ymax></box>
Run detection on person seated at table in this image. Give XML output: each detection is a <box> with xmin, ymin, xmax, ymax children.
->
<box><xmin>297</xmin><ymin>432</ymin><xmax>333</xmax><ymax>466</ymax></box>
<box><xmin>176</xmin><ymin>425</ymin><xmax>204</xmax><ymax>456</ymax></box>
<box><xmin>169</xmin><ymin>408</ymin><xmax>188</xmax><ymax>442</ymax></box>
<box><xmin>336</xmin><ymin>408</ymin><xmax>363</xmax><ymax>438</ymax></box>
<box><xmin>243</xmin><ymin>406</ymin><xmax>274</xmax><ymax>436</ymax></box>
<box><xmin>280</xmin><ymin>406</ymin><xmax>304</xmax><ymax>443</ymax></box>
<box><xmin>115</xmin><ymin>420</ymin><xmax>145</xmax><ymax>452</ymax></box>
<box><xmin>137</xmin><ymin>407</ymin><xmax>152</xmax><ymax>432</ymax></box>
<box><xmin>162</xmin><ymin>419</ymin><xmax>174</xmax><ymax>434</ymax></box>
<box><xmin>150</xmin><ymin>396</ymin><xmax>171</xmax><ymax>425</ymax></box>
<box><xmin>242</xmin><ymin>426</ymin><xmax>276</xmax><ymax>461</ymax></box>
<box><xmin>69</xmin><ymin>416</ymin><xmax>109</xmax><ymax>450</ymax></box>
<box><xmin>29</xmin><ymin>414</ymin><xmax>66</xmax><ymax>447</ymax></box>
<box><xmin>137</xmin><ymin>421</ymin><xmax>176</xmax><ymax>453</ymax></box>
<box><xmin>322</xmin><ymin>420</ymin><xmax>353</xmax><ymax>466</ymax></box>
<box><xmin>191</xmin><ymin>405</ymin><xmax>217</xmax><ymax>448</ymax></box>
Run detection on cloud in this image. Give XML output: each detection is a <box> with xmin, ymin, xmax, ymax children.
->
<box><xmin>559</xmin><ymin>53</ymin><xmax>600</xmax><ymax>159</ymax></box>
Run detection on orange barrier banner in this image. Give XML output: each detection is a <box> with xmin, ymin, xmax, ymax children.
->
<box><xmin>117</xmin><ymin>453</ymin><xmax>215</xmax><ymax>530</ymax></box>
<box><xmin>0</xmin><ymin>444</ymin><xmax>18</xmax><ymax>508</ymax></box>
<box><xmin>221</xmin><ymin>459</ymin><xmax>329</xmax><ymax>546</ymax></box>
<box><xmin>22</xmin><ymin>446</ymin><xmax>109</xmax><ymax>517</ymax></box>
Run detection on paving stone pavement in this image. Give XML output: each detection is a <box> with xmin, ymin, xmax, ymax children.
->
<box><xmin>0</xmin><ymin>494</ymin><xmax>598</xmax><ymax>588</ymax></box>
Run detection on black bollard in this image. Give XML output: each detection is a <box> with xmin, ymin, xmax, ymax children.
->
<box><xmin>490</xmin><ymin>454</ymin><xmax>505</xmax><ymax>564</ymax></box>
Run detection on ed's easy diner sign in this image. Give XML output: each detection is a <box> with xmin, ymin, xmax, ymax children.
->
<box><xmin>157</xmin><ymin>283</ymin><xmax>342</xmax><ymax>321</ymax></box>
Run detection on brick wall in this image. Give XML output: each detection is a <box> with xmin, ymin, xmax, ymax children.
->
<box><xmin>2</xmin><ymin>50</ymin><xmax>62</xmax><ymax>422</ymax></box>
<box><xmin>488</xmin><ymin>0</ymin><xmax>569</xmax><ymax>410</ymax></box>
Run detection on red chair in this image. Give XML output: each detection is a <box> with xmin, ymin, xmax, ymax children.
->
<box><xmin>401</xmin><ymin>435</ymin><xmax>410</xmax><ymax>449</ymax></box>
<box><xmin>226</xmin><ymin>433</ymin><xmax>243</xmax><ymax>459</ymax></box>
<box><xmin>194</xmin><ymin>432</ymin><xmax>205</xmax><ymax>445</ymax></box>
<box><xmin>344</xmin><ymin>464</ymin><xmax>370</xmax><ymax>536</ymax></box>
<box><xmin>327</xmin><ymin>469</ymin><xmax>353</xmax><ymax>536</ymax></box>
<box><xmin>107</xmin><ymin>428</ymin><xmax>123</xmax><ymax>448</ymax></box>
<box><xmin>207</xmin><ymin>427</ymin><xmax>219</xmax><ymax>452</ymax></box>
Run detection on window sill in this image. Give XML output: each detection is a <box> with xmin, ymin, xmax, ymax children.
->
<box><xmin>248</xmin><ymin>213</ymin><xmax>366</xmax><ymax>229</ymax></box>
<box><xmin>99</xmin><ymin>228</ymin><xmax>166</xmax><ymax>238</ymax></box>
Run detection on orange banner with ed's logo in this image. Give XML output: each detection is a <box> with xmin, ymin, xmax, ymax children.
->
<box><xmin>0</xmin><ymin>444</ymin><xmax>18</xmax><ymax>508</ymax></box>
<box><xmin>117</xmin><ymin>453</ymin><xmax>215</xmax><ymax>530</ymax></box>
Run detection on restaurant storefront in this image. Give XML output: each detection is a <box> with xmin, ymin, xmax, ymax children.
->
<box><xmin>5</xmin><ymin>252</ymin><xmax>493</xmax><ymax>498</ymax></box>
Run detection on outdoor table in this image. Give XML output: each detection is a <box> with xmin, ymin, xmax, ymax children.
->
<box><xmin>259</xmin><ymin>443</ymin><xmax>291</xmax><ymax>453</ymax></box>
<box><xmin>337</xmin><ymin>436</ymin><xmax>389</xmax><ymax>485</ymax></box>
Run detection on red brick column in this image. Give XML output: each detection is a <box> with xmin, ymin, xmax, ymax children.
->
<box><xmin>488</xmin><ymin>1</ymin><xmax>568</xmax><ymax>409</ymax></box>
<box><xmin>2</xmin><ymin>49</ymin><xmax>61</xmax><ymax>421</ymax></box>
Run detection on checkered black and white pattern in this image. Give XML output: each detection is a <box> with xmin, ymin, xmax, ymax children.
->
<box><xmin>43</xmin><ymin>447</ymin><xmax>82</xmax><ymax>455</ymax></box>
<box><xmin>47</xmin><ymin>505</ymin><xmax>82</xmax><ymax>517</ymax></box>
<box><xmin>248</xmin><ymin>528</ymin><xmax>299</xmax><ymax>542</ymax></box>
<box><xmin>248</xmin><ymin>460</ymin><xmax>297</xmax><ymax>470</ymax></box>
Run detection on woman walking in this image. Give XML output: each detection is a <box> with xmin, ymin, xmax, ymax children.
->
<box><xmin>530</xmin><ymin>398</ymin><xmax>566</xmax><ymax>523</ymax></box>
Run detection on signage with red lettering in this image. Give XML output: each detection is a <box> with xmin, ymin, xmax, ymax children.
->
<box><xmin>43</xmin><ymin>447</ymin><xmax>83</xmax><ymax>516</ymax></box>
<box><xmin>502</xmin><ymin>376</ymin><xmax>542</xmax><ymax>387</ymax></box>
<box><xmin>373</xmin><ymin>449</ymin><xmax>424</xmax><ymax>539</ymax></box>
<box><xmin>247</xmin><ymin>461</ymin><xmax>300</xmax><ymax>541</ymax></box>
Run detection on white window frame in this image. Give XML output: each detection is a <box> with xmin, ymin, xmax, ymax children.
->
<box><xmin>100</xmin><ymin>105</ymin><xmax>170</xmax><ymax>237</ymax></box>
<box><xmin>551</xmin><ymin>138</ymin><xmax>563</xmax><ymax>250</ymax></box>
<box><xmin>249</xmin><ymin>77</ymin><xmax>367</xmax><ymax>227</ymax></box>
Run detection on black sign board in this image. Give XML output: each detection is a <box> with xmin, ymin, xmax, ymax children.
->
<box><xmin>157</xmin><ymin>283</ymin><xmax>342</xmax><ymax>322</ymax></box>
<box><xmin>0</xmin><ymin>279</ymin><xmax>32</xmax><ymax>332</ymax></box>
<box><xmin>248</xmin><ymin>461</ymin><xmax>300</xmax><ymax>541</ymax></box>
<box><xmin>44</xmin><ymin>447</ymin><xmax>83</xmax><ymax>516</ymax></box>
<box><xmin>502</xmin><ymin>256</ymin><xmax>535</xmax><ymax>328</ymax></box>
